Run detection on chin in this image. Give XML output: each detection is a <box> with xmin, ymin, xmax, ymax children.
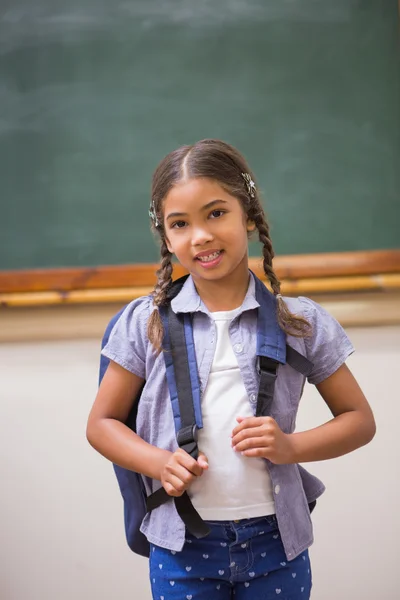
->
<box><xmin>193</xmin><ymin>266</ymin><xmax>238</xmax><ymax>282</ymax></box>
<box><xmin>191</xmin><ymin>269</ymin><xmax>222</xmax><ymax>280</ymax></box>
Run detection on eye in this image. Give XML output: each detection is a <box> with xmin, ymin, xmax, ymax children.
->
<box><xmin>171</xmin><ymin>220</ymin><xmax>187</xmax><ymax>229</ymax></box>
<box><xmin>209</xmin><ymin>209</ymin><xmax>226</xmax><ymax>219</ymax></box>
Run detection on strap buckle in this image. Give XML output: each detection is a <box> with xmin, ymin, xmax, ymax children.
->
<box><xmin>177</xmin><ymin>424</ymin><xmax>199</xmax><ymax>459</ymax></box>
<box><xmin>256</xmin><ymin>356</ymin><xmax>279</xmax><ymax>418</ymax></box>
<box><xmin>258</xmin><ymin>355</ymin><xmax>279</xmax><ymax>374</ymax></box>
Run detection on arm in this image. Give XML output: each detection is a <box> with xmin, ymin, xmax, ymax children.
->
<box><xmin>231</xmin><ymin>363</ymin><xmax>376</xmax><ymax>464</ymax></box>
<box><xmin>87</xmin><ymin>360</ymin><xmax>170</xmax><ymax>479</ymax></box>
<box><xmin>86</xmin><ymin>360</ymin><xmax>208</xmax><ymax>492</ymax></box>
<box><xmin>289</xmin><ymin>363</ymin><xmax>376</xmax><ymax>462</ymax></box>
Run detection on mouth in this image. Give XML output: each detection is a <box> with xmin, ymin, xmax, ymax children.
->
<box><xmin>195</xmin><ymin>250</ymin><xmax>223</xmax><ymax>263</ymax></box>
<box><xmin>194</xmin><ymin>249</ymin><xmax>224</xmax><ymax>269</ymax></box>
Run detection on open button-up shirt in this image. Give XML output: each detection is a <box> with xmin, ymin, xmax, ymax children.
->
<box><xmin>102</xmin><ymin>273</ymin><xmax>354</xmax><ymax>560</ymax></box>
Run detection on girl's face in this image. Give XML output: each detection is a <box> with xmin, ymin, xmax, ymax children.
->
<box><xmin>163</xmin><ymin>177</ymin><xmax>255</xmax><ymax>285</ymax></box>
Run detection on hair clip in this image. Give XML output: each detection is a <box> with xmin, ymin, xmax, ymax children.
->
<box><xmin>276</xmin><ymin>293</ymin><xmax>282</xmax><ymax>300</ymax></box>
<box><xmin>241</xmin><ymin>173</ymin><xmax>256</xmax><ymax>198</ymax></box>
<box><xmin>149</xmin><ymin>202</ymin><xmax>160</xmax><ymax>227</ymax></box>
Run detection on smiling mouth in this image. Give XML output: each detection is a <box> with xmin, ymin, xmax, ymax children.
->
<box><xmin>196</xmin><ymin>250</ymin><xmax>222</xmax><ymax>263</ymax></box>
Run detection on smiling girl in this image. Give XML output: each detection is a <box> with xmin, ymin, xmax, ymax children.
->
<box><xmin>87</xmin><ymin>139</ymin><xmax>375</xmax><ymax>599</ymax></box>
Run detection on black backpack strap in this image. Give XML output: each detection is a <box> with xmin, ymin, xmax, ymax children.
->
<box><xmin>147</xmin><ymin>487</ymin><xmax>210</xmax><ymax>538</ymax></box>
<box><xmin>256</xmin><ymin>356</ymin><xmax>279</xmax><ymax>417</ymax></box>
<box><xmin>256</xmin><ymin>345</ymin><xmax>313</xmax><ymax>417</ymax></box>
<box><xmin>165</xmin><ymin>274</ymin><xmax>190</xmax><ymax>301</ymax></box>
<box><xmin>146</xmin><ymin>304</ymin><xmax>210</xmax><ymax>540</ymax></box>
<box><xmin>168</xmin><ymin>307</ymin><xmax>199</xmax><ymax>458</ymax></box>
<box><xmin>285</xmin><ymin>344</ymin><xmax>313</xmax><ymax>377</ymax></box>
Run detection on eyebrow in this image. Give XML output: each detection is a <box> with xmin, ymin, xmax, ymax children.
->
<box><xmin>166</xmin><ymin>199</ymin><xmax>228</xmax><ymax>221</ymax></box>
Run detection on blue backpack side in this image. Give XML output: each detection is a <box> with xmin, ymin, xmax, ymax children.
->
<box><xmin>99</xmin><ymin>308</ymin><xmax>150</xmax><ymax>557</ymax></box>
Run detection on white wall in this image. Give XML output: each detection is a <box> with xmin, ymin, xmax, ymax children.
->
<box><xmin>0</xmin><ymin>326</ymin><xmax>399</xmax><ymax>600</ymax></box>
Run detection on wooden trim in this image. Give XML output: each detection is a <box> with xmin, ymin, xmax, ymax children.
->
<box><xmin>251</xmin><ymin>249</ymin><xmax>400</xmax><ymax>280</ymax></box>
<box><xmin>0</xmin><ymin>263</ymin><xmax>164</xmax><ymax>294</ymax></box>
<box><xmin>2</xmin><ymin>274</ymin><xmax>400</xmax><ymax>308</ymax></box>
<box><xmin>1</xmin><ymin>249</ymin><xmax>399</xmax><ymax>295</ymax></box>
<box><xmin>2</xmin><ymin>291</ymin><xmax>400</xmax><ymax>343</ymax></box>
<box><xmin>0</xmin><ymin>249</ymin><xmax>399</xmax><ymax>307</ymax></box>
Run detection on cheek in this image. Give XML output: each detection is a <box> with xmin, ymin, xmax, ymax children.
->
<box><xmin>165</xmin><ymin>233</ymin><xmax>188</xmax><ymax>256</ymax></box>
<box><xmin>236</xmin><ymin>224</ymin><xmax>252</xmax><ymax>243</ymax></box>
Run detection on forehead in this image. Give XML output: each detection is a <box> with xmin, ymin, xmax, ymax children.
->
<box><xmin>163</xmin><ymin>178</ymin><xmax>241</xmax><ymax>213</ymax></box>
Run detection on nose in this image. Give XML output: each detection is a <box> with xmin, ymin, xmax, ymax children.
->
<box><xmin>191</xmin><ymin>224</ymin><xmax>214</xmax><ymax>247</ymax></box>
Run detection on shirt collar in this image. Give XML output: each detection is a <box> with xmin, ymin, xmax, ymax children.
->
<box><xmin>170</xmin><ymin>271</ymin><xmax>260</xmax><ymax>315</ymax></box>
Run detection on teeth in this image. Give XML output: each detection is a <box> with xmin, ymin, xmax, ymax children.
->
<box><xmin>197</xmin><ymin>251</ymin><xmax>221</xmax><ymax>263</ymax></box>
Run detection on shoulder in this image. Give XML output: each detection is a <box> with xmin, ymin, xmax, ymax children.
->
<box><xmin>101</xmin><ymin>295</ymin><xmax>155</xmax><ymax>378</ymax></box>
<box><xmin>122</xmin><ymin>294</ymin><xmax>154</xmax><ymax>317</ymax></box>
<box><xmin>109</xmin><ymin>295</ymin><xmax>154</xmax><ymax>339</ymax></box>
<box><xmin>284</xmin><ymin>296</ymin><xmax>355</xmax><ymax>385</ymax></box>
<box><xmin>283</xmin><ymin>295</ymin><xmax>329</xmax><ymax>321</ymax></box>
<box><xmin>284</xmin><ymin>295</ymin><xmax>342</xmax><ymax>332</ymax></box>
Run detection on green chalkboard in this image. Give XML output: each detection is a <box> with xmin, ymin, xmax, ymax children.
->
<box><xmin>1</xmin><ymin>0</ymin><xmax>399</xmax><ymax>270</ymax></box>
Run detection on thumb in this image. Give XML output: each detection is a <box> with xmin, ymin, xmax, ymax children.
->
<box><xmin>197</xmin><ymin>452</ymin><xmax>209</xmax><ymax>470</ymax></box>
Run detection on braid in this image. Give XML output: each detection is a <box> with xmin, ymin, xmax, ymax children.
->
<box><xmin>253</xmin><ymin>211</ymin><xmax>280</xmax><ymax>294</ymax></box>
<box><xmin>152</xmin><ymin>239</ymin><xmax>173</xmax><ymax>306</ymax></box>
<box><xmin>253</xmin><ymin>208</ymin><xmax>311</xmax><ymax>338</ymax></box>
<box><xmin>147</xmin><ymin>239</ymin><xmax>173</xmax><ymax>351</ymax></box>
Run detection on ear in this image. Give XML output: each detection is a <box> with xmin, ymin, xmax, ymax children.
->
<box><xmin>165</xmin><ymin>236</ymin><xmax>174</xmax><ymax>254</ymax></box>
<box><xmin>246</xmin><ymin>219</ymin><xmax>256</xmax><ymax>232</ymax></box>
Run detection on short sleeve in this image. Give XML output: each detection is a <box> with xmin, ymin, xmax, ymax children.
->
<box><xmin>101</xmin><ymin>295</ymin><xmax>153</xmax><ymax>379</ymax></box>
<box><xmin>299</xmin><ymin>297</ymin><xmax>355</xmax><ymax>385</ymax></box>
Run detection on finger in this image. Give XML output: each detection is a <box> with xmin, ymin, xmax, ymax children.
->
<box><xmin>232</xmin><ymin>425</ymin><xmax>268</xmax><ymax>448</ymax></box>
<box><xmin>235</xmin><ymin>415</ymin><xmax>246</xmax><ymax>424</ymax></box>
<box><xmin>231</xmin><ymin>416</ymin><xmax>271</xmax><ymax>437</ymax></box>
<box><xmin>167</xmin><ymin>461</ymin><xmax>200</xmax><ymax>485</ymax></box>
<box><xmin>233</xmin><ymin>436</ymin><xmax>269</xmax><ymax>453</ymax></box>
<box><xmin>241</xmin><ymin>447</ymin><xmax>268</xmax><ymax>458</ymax></box>
<box><xmin>174</xmin><ymin>449</ymin><xmax>204</xmax><ymax>477</ymax></box>
<box><xmin>197</xmin><ymin>452</ymin><xmax>209</xmax><ymax>470</ymax></box>
<box><xmin>231</xmin><ymin>416</ymin><xmax>252</xmax><ymax>436</ymax></box>
<box><xmin>163</xmin><ymin>474</ymin><xmax>188</xmax><ymax>497</ymax></box>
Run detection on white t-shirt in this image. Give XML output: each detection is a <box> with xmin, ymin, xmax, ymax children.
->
<box><xmin>188</xmin><ymin>308</ymin><xmax>276</xmax><ymax>520</ymax></box>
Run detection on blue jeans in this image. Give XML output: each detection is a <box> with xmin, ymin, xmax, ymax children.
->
<box><xmin>149</xmin><ymin>514</ymin><xmax>312</xmax><ymax>599</ymax></box>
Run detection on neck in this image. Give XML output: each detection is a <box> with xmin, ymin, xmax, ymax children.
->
<box><xmin>192</xmin><ymin>261</ymin><xmax>251</xmax><ymax>312</ymax></box>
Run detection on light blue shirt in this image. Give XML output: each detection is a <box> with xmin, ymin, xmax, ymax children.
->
<box><xmin>102</xmin><ymin>273</ymin><xmax>354</xmax><ymax>560</ymax></box>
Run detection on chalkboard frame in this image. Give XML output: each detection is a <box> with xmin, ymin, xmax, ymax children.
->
<box><xmin>1</xmin><ymin>249</ymin><xmax>399</xmax><ymax>307</ymax></box>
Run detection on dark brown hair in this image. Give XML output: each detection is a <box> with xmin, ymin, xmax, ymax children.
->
<box><xmin>147</xmin><ymin>139</ymin><xmax>311</xmax><ymax>350</ymax></box>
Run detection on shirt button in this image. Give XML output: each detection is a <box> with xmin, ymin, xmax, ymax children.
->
<box><xmin>275</xmin><ymin>484</ymin><xmax>281</xmax><ymax>495</ymax></box>
<box><xmin>233</xmin><ymin>343</ymin><xmax>243</xmax><ymax>354</ymax></box>
<box><xmin>250</xmin><ymin>393</ymin><xmax>256</xmax><ymax>402</ymax></box>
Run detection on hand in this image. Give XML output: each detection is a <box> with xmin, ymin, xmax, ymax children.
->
<box><xmin>231</xmin><ymin>416</ymin><xmax>295</xmax><ymax>465</ymax></box>
<box><xmin>160</xmin><ymin>449</ymin><xmax>209</xmax><ymax>497</ymax></box>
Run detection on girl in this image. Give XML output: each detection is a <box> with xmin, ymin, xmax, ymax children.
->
<box><xmin>87</xmin><ymin>139</ymin><xmax>376</xmax><ymax>599</ymax></box>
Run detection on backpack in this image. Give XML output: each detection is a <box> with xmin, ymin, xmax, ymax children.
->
<box><xmin>98</xmin><ymin>274</ymin><xmax>313</xmax><ymax>558</ymax></box>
